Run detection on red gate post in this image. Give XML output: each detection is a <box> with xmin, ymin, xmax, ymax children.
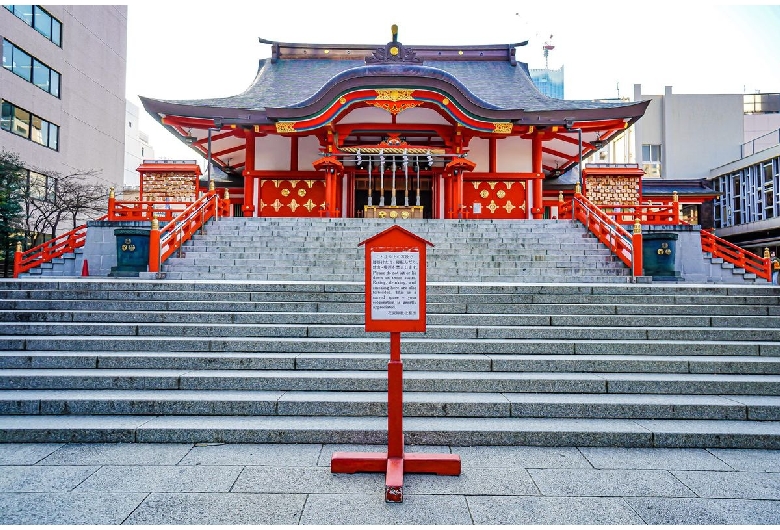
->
<box><xmin>331</xmin><ymin>225</ymin><xmax>461</xmax><ymax>502</ymax></box>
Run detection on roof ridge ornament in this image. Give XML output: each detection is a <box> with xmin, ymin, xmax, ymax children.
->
<box><xmin>366</xmin><ymin>24</ymin><xmax>423</xmax><ymax>65</ymax></box>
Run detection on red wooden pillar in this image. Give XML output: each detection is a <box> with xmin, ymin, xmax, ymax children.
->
<box><xmin>243</xmin><ymin>132</ymin><xmax>256</xmax><ymax>217</ymax></box>
<box><xmin>632</xmin><ymin>218</ymin><xmax>643</xmax><ymax>277</ymax></box>
<box><xmin>312</xmin><ymin>157</ymin><xmax>344</xmax><ymax>218</ymax></box>
<box><xmin>532</xmin><ymin>134</ymin><xmax>544</xmax><ymax>219</ymax></box>
<box><xmin>445</xmin><ymin>175</ymin><xmax>453</xmax><ymax>218</ymax></box>
<box><xmin>444</xmin><ymin>159</ymin><xmax>477</xmax><ymax>219</ymax></box>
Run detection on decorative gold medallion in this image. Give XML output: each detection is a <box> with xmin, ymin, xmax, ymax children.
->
<box><xmin>504</xmin><ymin>200</ymin><xmax>515</xmax><ymax>213</ymax></box>
<box><xmin>472</xmin><ymin>181</ymin><xmax>481</xmax><ymax>190</ymax></box>
<box><xmin>298</xmin><ymin>189</ymin><xmax>306</xmax><ymax>197</ymax></box>
<box><xmin>496</xmin><ymin>190</ymin><xmax>506</xmax><ymax>199</ymax></box>
<box><xmin>289</xmin><ymin>199</ymin><xmax>299</xmax><ymax>212</ymax></box>
<box><xmin>275</xmin><ymin>122</ymin><xmax>296</xmax><ymax>133</ymax></box>
<box><xmin>492</xmin><ymin>122</ymin><xmax>513</xmax><ymax>134</ymax></box>
<box><xmin>339</xmin><ymin>97</ymin><xmax>347</xmax><ymax>104</ymax></box>
<box><xmin>442</xmin><ymin>98</ymin><xmax>449</xmax><ymax>106</ymax></box>
<box><xmin>121</xmin><ymin>238</ymin><xmax>136</xmax><ymax>252</ymax></box>
<box><xmin>479</xmin><ymin>189</ymin><xmax>489</xmax><ymax>199</ymax></box>
<box><xmin>281</xmin><ymin>189</ymin><xmax>291</xmax><ymax>197</ymax></box>
<box><xmin>259</xmin><ymin>199</ymin><xmax>267</xmax><ymax>210</ymax></box>
<box><xmin>290</xmin><ymin>180</ymin><xmax>299</xmax><ymax>188</ymax></box>
<box><xmin>272</xmin><ymin>180</ymin><xmax>281</xmax><ymax>188</ymax></box>
<box><xmin>390</xmin><ymin>211</ymin><xmax>398</xmax><ymax>219</ymax></box>
<box><xmin>303</xmin><ymin>199</ymin><xmax>316</xmax><ymax>212</ymax></box>
<box><xmin>375</xmin><ymin>89</ymin><xmax>414</xmax><ymax>102</ymax></box>
<box><xmin>368</xmin><ymin>101</ymin><xmax>422</xmax><ymax>115</ymax></box>
<box><xmin>389</xmin><ymin>46</ymin><xmax>399</xmax><ymax>56</ymax></box>
<box><xmin>401</xmin><ymin>211</ymin><xmax>410</xmax><ymax>219</ymax></box>
<box><xmin>305</xmin><ymin>180</ymin><xmax>315</xmax><ymax>188</ymax></box>
<box><xmin>378</xmin><ymin>211</ymin><xmax>387</xmax><ymax>218</ymax></box>
<box><xmin>505</xmin><ymin>182</ymin><xmax>514</xmax><ymax>190</ymax></box>
<box><xmin>488</xmin><ymin>181</ymin><xmax>498</xmax><ymax>190</ymax></box>
<box><xmin>487</xmin><ymin>200</ymin><xmax>498</xmax><ymax>214</ymax></box>
<box><xmin>271</xmin><ymin>199</ymin><xmax>283</xmax><ymax>212</ymax></box>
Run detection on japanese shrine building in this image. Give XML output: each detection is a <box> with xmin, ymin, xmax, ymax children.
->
<box><xmin>140</xmin><ymin>27</ymin><xmax>650</xmax><ymax>221</ymax></box>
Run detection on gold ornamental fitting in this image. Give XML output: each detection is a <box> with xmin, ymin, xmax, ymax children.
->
<box><xmin>633</xmin><ymin>218</ymin><xmax>642</xmax><ymax>234</ymax></box>
<box><xmin>16</xmin><ymin>241</ymin><xmax>22</xmax><ymax>252</ymax></box>
<box><xmin>765</xmin><ymin>247</ymin><xmax>771</xmax><ymax>259</ymax></box>
<box><xmin>208</xmin><ymin>180</ymin><xmax>215</xmax><ymax>191</ymax></box>
<box><xmin>673</xmin><ymin>191</ymin><xmax>679</xmax><ymax>202</ymax></box>
<box><xmin>558</xmin><ymin>191</ymin><xmax>564</xmax><ymax>202</ymax></box>
<box><xmin>109</xmin><ymin>187</ymin><xmax>115</xmax><ymax>199</ymax></box>
<box><xmin>223</xmin><ymin>189</ymin><xmax>230</xmax><ymax>200</ymax></box>
<box><xmin>151</xmin><ymin>218</ymin><xmax>159</xmax><ymax>230</ymax></box>
<box><xmin>575</xmin><ymin>183</ymin><xmax>582</xmax><ymax>195</ymax></box>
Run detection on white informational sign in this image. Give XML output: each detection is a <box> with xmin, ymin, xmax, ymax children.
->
<box><xmin>472</xmin><ymin>202</ymin><xmax>482</xmax><ymax>214</ymax></box>
<box><xmin>371</xmin><ymin>251</ymin><xmax>420</xmax><ymax>320</ymax></box>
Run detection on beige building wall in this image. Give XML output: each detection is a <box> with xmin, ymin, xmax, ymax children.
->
<box><xmin>632</xmin><ymin>84</ymin><xmax>743</xmax><ymax>179</ymax></box>
<box><xmin>0</xmin><ymin>5</ymin><xmax>127</xmax><ymax>192</ymax></box>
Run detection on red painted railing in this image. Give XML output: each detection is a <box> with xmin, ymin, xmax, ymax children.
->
<box><xmin>149</xmin><ymin>190</ymin><xmax>229</xmax><ymax>273</ymax></box>
<box><xmin>13</xmin><ymin>215</ymin><xmax>108</xmax><ymax>278</ymax></box>
<box><xmin>597</xmin><ymin>203</ymin><xmax>679</xmax><ymax>225</ymax></box>
<box><xmin>561</xmin><ymin>193</ymin><xmax>643</xmax><ymax>277</ymax></box>
<box><xmin>556</xmin><ymin>197</ymin><xmax>679</xmax><ymax>225</ymax></box>
<box><xmin>108</xmin><ymin>198</ymin><xmax>190</xmax><ymax>222</ymax></box>
<box><xmin>701</xmin><ymin>229</ymin><xmax>771</xmax><ymax>281</ymax></box>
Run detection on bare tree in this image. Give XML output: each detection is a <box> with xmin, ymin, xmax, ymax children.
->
<box><xmin>24</xmin><ymin>169</ymin><xmax>109</xmax><ymax>245</ymax></box>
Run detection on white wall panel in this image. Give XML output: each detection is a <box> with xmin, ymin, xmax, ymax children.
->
<box><xmin>255</xmin><ymin>135</ymin><xmax>291</xmax><ymax>171</ymax></box>
<box><xmin>496</xmin><ymin>136</ymin><xmax>532</xmax><ymax>172</ymax></box>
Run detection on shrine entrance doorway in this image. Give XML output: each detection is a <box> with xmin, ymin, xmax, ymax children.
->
<box><xmin>353</xmin><ymin>175</ymin><xmax>434</xmax><ymax>219</ymax></box>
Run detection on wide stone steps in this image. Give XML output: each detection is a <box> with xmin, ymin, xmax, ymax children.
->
<box><xmin>1</xmin><ymin>279</ymin><xmax>780</xmax><ymax>446</ymax></box>
<box><xmin>1</xmin><ymin>390</ymin><xmax>777</xmax><ymax>420</ymax></box>
<box><xmin>2</xmin><ymin>415</ymin><xmax>779</xmax><ymax>448</ymax></box>
<box><xmin>3</xmin><ymin>309</ymin><xmax>780</xmax><ymax>328</ymax></box>
<box><xmin>2</xmin><ymin>368</ymin><xmax>780</xmax><ymax>395</ymax></box>
<box><xmin>2</xmin><ymin>323</ymin><xmax>780</xmax><ymax>342</ymax></box>
<box><xmin>161</xmin><ymin>218</ymin><xmax>632</xmax><ymax>282</ymax></box>
<box><xmin>2</xmin><ymin>352</ymin><xmax>779</xmax><ymax>374</ymax></box>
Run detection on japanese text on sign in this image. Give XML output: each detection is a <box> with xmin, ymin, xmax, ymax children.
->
<box><xmin>371</xmin><ymin>251</ymin><xmax>419</xmax><ymax>320</ymax></box>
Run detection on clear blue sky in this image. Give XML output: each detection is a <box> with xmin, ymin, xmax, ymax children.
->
<box><xmin>125</xmin><ymin>2</ymin><xmax>780</xmax><ymax>160</ymax></box>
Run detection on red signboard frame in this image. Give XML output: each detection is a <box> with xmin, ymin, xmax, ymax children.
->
<box><xmin>331</xmin><ymin>225</ymin><xmax>460</xmax><ymax>503</ymax></box>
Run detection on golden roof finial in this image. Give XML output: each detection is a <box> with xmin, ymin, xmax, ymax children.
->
<box><xmin>109</xmin><ymin>187</ymin><xmax>115</xmax><ymax>199</ymax></box>
<box><xmin>391</xmin><ymin>24</ymin><xmax>398</xmax><ymax>42</ymax></box>
<box><xmin>208</xmin><ymin>179</ymin><xmax>215</xmax><ymax>192</ymax></box>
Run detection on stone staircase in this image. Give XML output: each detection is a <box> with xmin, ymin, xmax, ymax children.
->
<box><xmin>1</xmin><ymin>278</ymin><xmax>779</xmax><ymax>447</ymax></box>
<box><xmin>159</xmin><ymin>218</ymin><xmax>632</xmax><ymax>283</ymax></box>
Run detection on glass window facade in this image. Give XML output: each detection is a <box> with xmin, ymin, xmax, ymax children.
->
<box><xmin>4</xmin><ymin>5</ymin><xmax>62</xmax><ymax>47</ymax></box>
<box><xmin>713</xmin><ymin>154</ymin><xmax>780</xmax><ymax>228</ymax></box>
<box><xmin>28</xmin><ymin>170</ymin><xmax>56</xmax><ymax>202</ymax></box>
<box><xmin>0</xmin><ymin>99</ymin><xmax>59</xmax><ymax>150</ymax></box>
<box><xmin>641</xmin><ymin>144</ymin><xmax>662</xmax><ymax>178</ymax></box>
<box><xmin>2</xmin><ymin>40</ymin><xmax>61</xmax><ymax>97</ymax></box>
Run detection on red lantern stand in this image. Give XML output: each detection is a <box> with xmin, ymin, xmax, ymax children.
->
<box><xmin>330</xmin><ymin>225</ymin><xmax>461</xmax><ymax>503</ymax></box>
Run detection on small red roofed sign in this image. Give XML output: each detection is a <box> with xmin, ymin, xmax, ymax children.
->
<box><xmin>360</xmin><ymin>225</ymin><xmax>432</xmax><ymax>333</ymax></box>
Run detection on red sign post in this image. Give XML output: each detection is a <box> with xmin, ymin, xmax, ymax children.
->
<box><xmin>330</xmin><ymin>225</ymin><xmax>461</xmax><ymax>502</ymax></box>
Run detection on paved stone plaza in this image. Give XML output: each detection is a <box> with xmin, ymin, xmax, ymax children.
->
<box><xmin>0</xmin><ymin>443</ymin><xmax>779</xmax><ymax>524</ymax></box>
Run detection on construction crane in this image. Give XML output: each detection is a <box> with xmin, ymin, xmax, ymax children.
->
<box><xmin>543</xmin><ymin>35</ymin><xmax>554</xmax><ymax>69</ymax></box>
